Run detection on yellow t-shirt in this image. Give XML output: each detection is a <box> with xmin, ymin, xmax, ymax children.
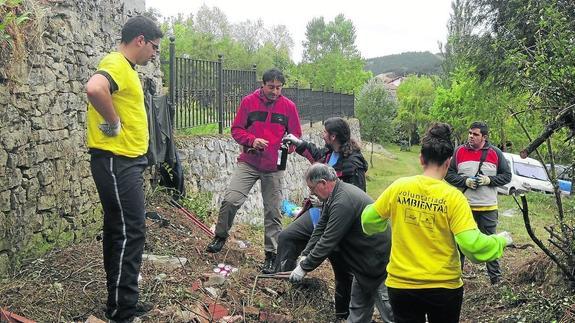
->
<box><xmin>373</xmin><ymin>175</ymin><xmax>477</xmax><ymax>289</ymax></box>
<box><xmin>86</xmin><ymin>52</ymin><xmax>148</xmax><ymax>157</ymax></box>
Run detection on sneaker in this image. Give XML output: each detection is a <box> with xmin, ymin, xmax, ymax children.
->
<box><xmin>206</xmin><ymin>236</ymin><xmax>226</xmax><ymax>253</ymax></box>
<box><xmin>262</xmin><ymin>252</ymin><xmax>277</xmax><ymax>274</ymax></box>
<box><xmin>134</xmin><ymin>301</ymin><xmax>153</xmax><ymax>316</ymax></box>
<box><xmin>106</xmin><ymin>302</ymin><xmax>152</xmax><ymax>323</ymax></box>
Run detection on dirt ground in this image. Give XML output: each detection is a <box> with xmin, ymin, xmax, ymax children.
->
<box><xmin>1</xmin><ymin>202</ymin><xmax>574</xmax><ymax>322</ymax></box>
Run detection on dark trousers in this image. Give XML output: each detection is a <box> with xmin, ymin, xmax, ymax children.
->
<box><xmin>460</xmin><ymin>209</ymin><xmax>501</xmax><ymax>280</ymax></box>
<box><xmin>91</xmin><ymin>154</ymin><xmax>148</xmax><ymax>321</ymax></box>
<box><xmin>275</xmin><ymin>211</ymin><xmax>353</xmax><ymax>319</ymax></box>
<box><xmin>388</xmin><ymin>287</ymin><xmax>464</xmax><ymax>323</ymax></box>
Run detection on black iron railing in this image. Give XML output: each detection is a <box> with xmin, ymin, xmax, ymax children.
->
<box><xmin>164</xmin><ymin>37</ymin><xmax>354</xmax><ymax>133</ymax></box>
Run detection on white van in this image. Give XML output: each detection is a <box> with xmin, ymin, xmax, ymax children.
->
<box><xmin>497</xmin><ymin>152</ymin><xmax>554</xmax><ymax>195</ymax></box>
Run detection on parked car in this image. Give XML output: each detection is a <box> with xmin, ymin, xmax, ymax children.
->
<box><xmin>497</xmin><ymin>153</ymin><xmax>554</xmax><ymax>195</ymax></box>
<box><xmin>545</xmin><ymin>164</ymin><xmax>573</xmax><ymax>195</ymax></box>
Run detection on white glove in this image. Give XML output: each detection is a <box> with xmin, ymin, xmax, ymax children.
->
<box><xmin>308</xmin><ymin>195</ymin><xmax>323</xmax><ymax>207</ymax></box>
<box><xmin>465</xmin><ymin>177</ymin><xmax>478</xmax><ymax>189</ymax></box>
<box><xmin>289</xmin><ymin>264</ymin><xmax>307</xmax><ymax>283</ymax></box>
<box><xmin>282</xmin><ymin>134</ymin><xmax>303</xmax><ymax>147</ymax></box>
<box><xmin>98</xmin><ymin>119</ymin><xmax>121</xmax><ymax>137</ymax></box>
<box><xmin>476</xmin><ymin>174</ymin><xmax>491</xmax><ymax>186</ymax></box>
<box><xmin>496</xmin><ymin>231</ymin><xmax>513</xmax><ymax>247</ymax></box>
<box><xmin>296</xmin><ymin>255</ymin><xmax>307</xmax><ymax>266</ymax></box>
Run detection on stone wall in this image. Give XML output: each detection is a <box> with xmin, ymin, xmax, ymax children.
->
<box><xmin>177</xmin><ymin>119</ymin><xmax>362</xmax><ymax>226</ymax></box>
<box><xmin>0</xmin><ymin>0</ymin><xmax>156</xmax><ymax>273</ymax></box>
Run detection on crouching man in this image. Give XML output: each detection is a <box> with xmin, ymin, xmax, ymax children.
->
<box><xmin>289</xmin><ymin>163</ymin><xmax>393</xmax><ymax>322</ymax></box>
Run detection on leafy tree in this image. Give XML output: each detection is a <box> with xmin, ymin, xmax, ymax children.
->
<box><xmin>393</xmin><ymin>76</ymin><xmax>436</xmax><ymax>146</ymax></box>
<box><xmin>302</xmin><ymin>14</ymin><xmax>359</xmax><ymax>63</ymax></box>
<box><xmin>157</xmin><ymin>8</ymin><xmax>295</xmax><ymax>74</ymax></box>
<box><xmin>355</xmin><ymin>79</ymin><xmax>397</xmax><ymax>166</ymax></box>
<box><xmin>263</xmin><ymin>25</ymin><xmax>294</xmax><ymax>55</ymax></box>
<box><xmin>429</xmin><ymin>65</ymin><xmax>535</xmax><ymax>148</ymax></box>
<box><xmin>195</xmin><ymin>4</ymin><xmax>230</xmax><ymax>39</ymax></box>
<box><xmin>296</xmin><ymin>15</ymin><xmax>369</xmax><ymax>93</ymax></box>
<box><xmin>231</xmin><ymin>19</ymin><xmax>264</xmax><ymax>53</ymax></box>
<box><xmin>440</xmin><ymin>0</ymin><xmax>575</xmax><ymax>283</ymax></box>
<box><xmin>297</xmin><ymin>52</ymin><xmax>371</xmax><ymax>93</ymax></box>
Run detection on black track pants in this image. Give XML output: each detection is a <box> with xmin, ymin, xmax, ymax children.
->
<box><xmin>91</xmin><ymin>154</ymin><xmax>148</xmax><ymax>321</ymax></box>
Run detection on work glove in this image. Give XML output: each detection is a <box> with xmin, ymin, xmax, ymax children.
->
<box><xmin>99</xmin><ymin>119</ymin><xmax>121</xmax><ymax>137</ymax></box>
<box><xmin>476</xmin><ymin>174</ymin><xmax>491</xmax><ymax>186</ymax></box>
<box><xmin>496</xmin><ymin>231</ymin><xmax>513</xmax><ymax>247</ymax></box>
<box><xmin>308</xmin><ymin>195</ymin><xmax>323</xmax><ymax>207</ymax></box>
<box><xmin>289</xmin><ymin>264</ymin><xmax>307</xmax><ymax>283</ymax></box>
<box><xmin>296</xmin><ymin>255</ymin><xmax>307</xmax><ymax>266</ymax></box>
<box><xmin>465</xmin><ymin>177</ymin><xmax>478</xmax><ymax>190</ymax></box>
<box><xmin>282</xmin><ymin>134</ymin><xmax>303</xmax><ymax>147</ymax></box>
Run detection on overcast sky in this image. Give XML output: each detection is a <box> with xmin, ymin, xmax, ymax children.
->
<box><xmin>146</xmin><ymin>0</ymin><xmax>453</xmax><ymax>62</ymax></box>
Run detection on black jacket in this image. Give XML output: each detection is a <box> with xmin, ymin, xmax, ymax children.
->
<box><xmin>296</xmin><ymin>141</ymin><xmax>368</xmax><ymax>191</ymax></box>
<box><xmin>300</xmin><ymin>181</ymin><xmax>391</xmax><ymax>287</ymax></box>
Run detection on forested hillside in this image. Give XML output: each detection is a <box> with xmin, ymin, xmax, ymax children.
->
<box><xmin>364</xmin><ymin>51</ymin><xmax>443</xmax><ymax>76</ymax></box>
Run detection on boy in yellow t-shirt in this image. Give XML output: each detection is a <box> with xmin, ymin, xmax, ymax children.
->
<box><xmin>85</xmin><ymin>16</ymin><xmax>162</xmax><ymax>322</ymax></box>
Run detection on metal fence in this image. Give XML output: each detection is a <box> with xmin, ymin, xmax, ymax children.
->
<box><xmin>165</xmin><ymin>37</ymin><xmax>355</xmax><ymax>133</ymax></box>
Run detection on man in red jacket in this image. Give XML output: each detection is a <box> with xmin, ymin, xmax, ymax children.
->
<box><xmin>206</xmin><ymin>68</ymin><xmax>302</xmax><ymax>273</ymax></box>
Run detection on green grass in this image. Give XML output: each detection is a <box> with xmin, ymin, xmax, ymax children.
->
<box><xmin>497</xmin><ymin>193</ymin><xmax>575</xmax><ymax>244</ymax></box>
<box><xmin>366</xmin><ymin>143</ymin><xmax>574</xmax><ymax>244</ymax></box>
<box><xmin>176</xmin><ymin>123</ymin><xmax>230</xmax><ymax>136</ymax></box>
<box><xmin>365</xmin><ymin>143</ymin><xmax>421</xmax><ymax>199</ymax></box>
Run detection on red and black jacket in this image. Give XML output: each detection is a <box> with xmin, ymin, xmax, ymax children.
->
<box><xmin>231</xmin><ymin>89</ymin><xmax>302</xmax><ymax>172</ymax></box>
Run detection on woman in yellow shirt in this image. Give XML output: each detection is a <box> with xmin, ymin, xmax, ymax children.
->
<box><xmin>361</xmin><ymin>123</ymin><xmax>512</xmax><ymax>323</ymax></box>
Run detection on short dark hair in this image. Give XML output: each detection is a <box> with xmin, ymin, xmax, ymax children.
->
<box><xmin>420</xmin><ymin>122</ymin><xmax>454</xmax><ymax>166</ymax></box>
<box><xmin>262</xmin><ymin>68</ymin><xmax>285</xmax><ymax>84</ymax></box>
<box><xmin>469</xmin><ymin>121</ymin><xmax>489</xmax><ymax>136</ymax></box>
<box><xmin>121</xmin><ymin>16</ymin><xmax>163</xmax><ymax>44</ymax></box>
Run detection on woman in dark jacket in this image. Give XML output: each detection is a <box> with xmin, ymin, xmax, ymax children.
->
<box><xmin>275</xmin><ymin>117</ymin><xmax>369</xmax><ymax>320</ymax></box>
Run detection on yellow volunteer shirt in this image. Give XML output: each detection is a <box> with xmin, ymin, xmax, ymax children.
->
<box><xmin>87</xmin><ymin>52</ymin><xmax>148</xmax><ymax>157</ymax></box>
<box><xmin>373</xmin><ymin>175</ymin><xmax>477</xmax><ymax>289</ymax></box>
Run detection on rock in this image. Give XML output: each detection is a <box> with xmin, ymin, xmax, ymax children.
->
<box><xmin>204</xmin><ymin>287</ymin><xmax>220</xmax><ymax>298</ymax></box>
<box><xmin>84</xmin><ymin>315</ymin><xmax>106</xmax><ymax>323</ymax></box>
<box><xmin>142</xmin><ymin>254</ymin><xmax>188</xmax><ymax>271</ymax></box>
<box><xmin>204</xmin><ymin>274</ymin><xmax>226</xmax><ymax>287</ymax></box>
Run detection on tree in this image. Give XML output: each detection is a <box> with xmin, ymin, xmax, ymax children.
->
<box><xmin>440</xmin><ymin>0</ymin><xmax>575</xmax><ymax>283</ymax></box>
<box><xmin>195</xmin><ymin>4</ymin><xmax>230</xmax><ymax>39</ymax></box>
<box><xmin>296</xmin><ymin>15</ymin><xmax>369</xmax><ymax>93</ymax></box>
<box><xmin>158</xmin><ymin>9</ymin><xmax>295</xmax><ymax>73</ymax></box>
<box><xmin>302</xmin><ymin>14</ymin><xmax>359</xmax><ymax>63</ymax></box>
<box><xmin>263</xmin><ymin>25</ymin><xmax>294</xmax><ymax>55</ymax></box>
<box><xmin>231</xmin><ymin>19</ymin><xmax>264</xmax><ymax>53</ymax></box>
<box><xmin>393</xmin><ymin>76</ymin><xmax>436</xmax><ymax>146</ymax></box>
<box><xmin>297</xmin><ymin>52</ymin><xmax>371</xmax><ymax>93</ymax></box>
<box><xmin>355</xmin><ymin>79</ymin><xmax>397</xmax><ymax>167</ymax></box>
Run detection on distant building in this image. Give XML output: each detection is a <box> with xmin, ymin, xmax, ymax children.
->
<box><xmin>374</xmin><ymin>73</ymin><xmax>403</xmax><ymax>101</ymax></box>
